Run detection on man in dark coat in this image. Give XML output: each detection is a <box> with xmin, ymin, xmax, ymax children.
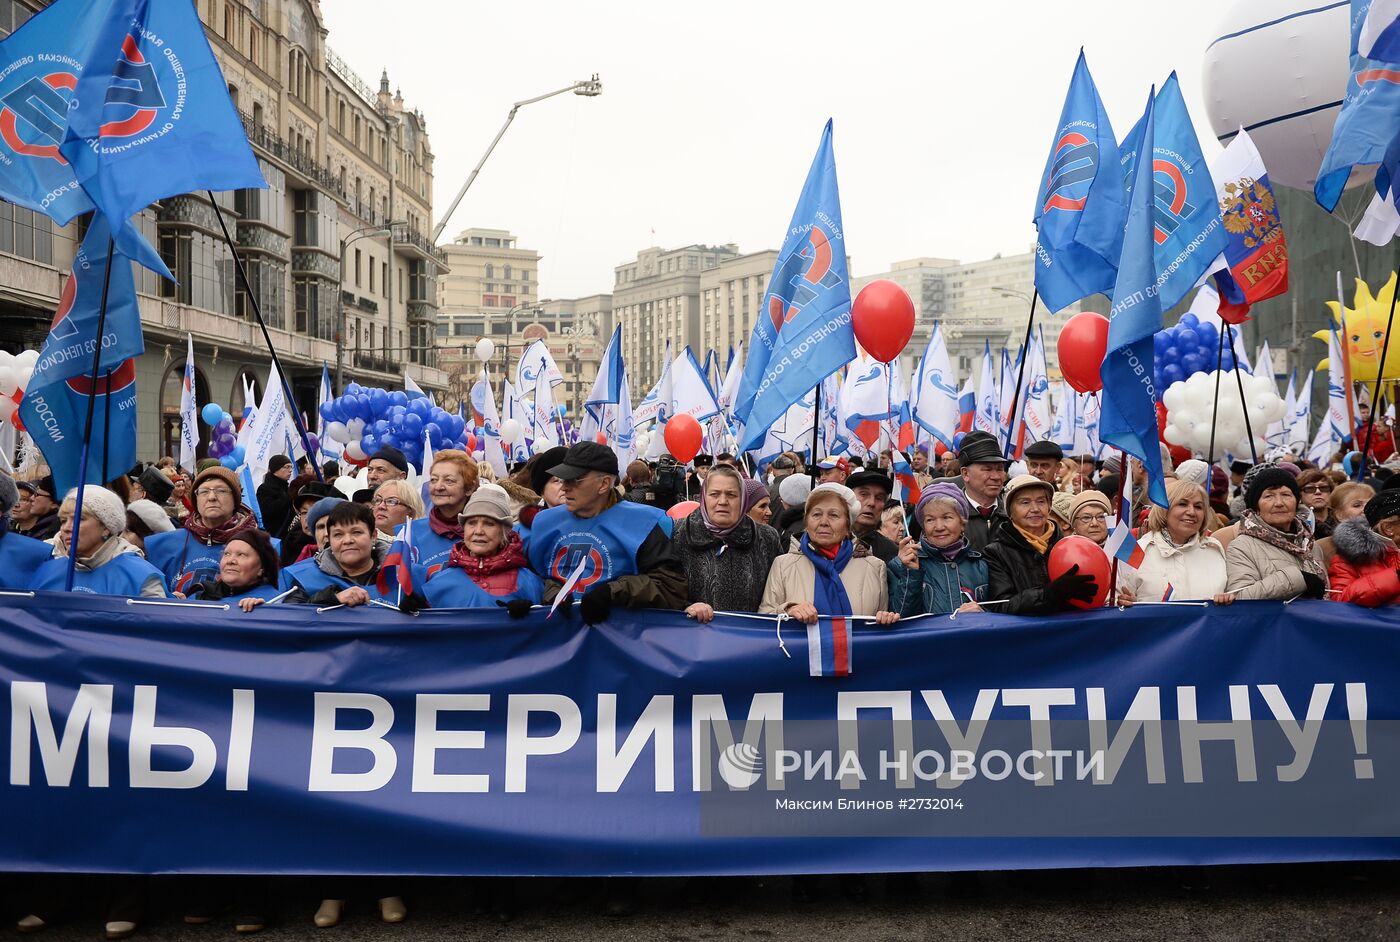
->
<box><xmin>956</xmin><ymin>432</ymin><xmax>1010</xmax><ymax>552</ymax></box>
<box><xmin>255</xmin><ymin>454</ymin><xmax>294</xmax><ymax>537</ymax></box>
<box><xmin>845</xmin><ymin>468</ymin><xmax>900</xmax><ymax>562</ymax></box>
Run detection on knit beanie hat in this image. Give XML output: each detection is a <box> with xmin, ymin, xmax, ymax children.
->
<box><xmin>306</xmin><ymin>496</ymin><xmax>346</xmax><ymax>537</ymax></box>
<box><xmin>126</xmin><ymin>499</ymin><xmax>175</xmax><ymax>534</ymax></box>
<box><xmin>806</xmin><ymin>482</ymin><xmax>860</xmax><ymax>526</ymax></box>
<box><xmin>913</xmin><ymin>480</ymin><xmax>971</xmax><ymax>523</ymax></box>
<box><xmin>1245</xmin><ymin>467</ymin><xmax>1300</xmax><ymax>511</ymax></box>
<box><xmin>66</xmin><ymin>486</ymin><xmax>126</xmax><ymax>538</ymax></box>
<box><xmin>1175</xmin><ymin>459</ymin><xmax>1209</xmax><ymax>488</ymax></box>
<box><xmin>192</xmin><ymin>465</ymin><xmax>243</xmax><ymax>516</ymax></box>
<box><xmin>778</xmin><ymin>473</ymin><xmax>812</xmax><ymax>509</ymax></box>
<box><xmin>460</xmin><ymin>482</ymin><xmax>512</xmax><ymax>524</ymax></box>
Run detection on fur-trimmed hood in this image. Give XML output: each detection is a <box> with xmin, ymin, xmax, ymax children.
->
<box><xmin>1332</xmin><ymin>517</ymin><xmax>1396</xmax><ymax>566</ymax></box>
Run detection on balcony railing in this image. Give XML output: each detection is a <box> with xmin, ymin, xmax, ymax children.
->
<box><xmin>393</xmin><ymin>225</ymin><xmax>447</xmax><ymax>264</ymax></box>
<box><xmin>239</xmin><ymin>111</ymin><xmax>348</xmax><ymax>202</ymax></box>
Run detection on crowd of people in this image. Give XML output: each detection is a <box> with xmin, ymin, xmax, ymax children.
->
<box><xmin>3</xmin><ymin>427</ymin><xmax>1400</xmax><ymax>935</ymax></box>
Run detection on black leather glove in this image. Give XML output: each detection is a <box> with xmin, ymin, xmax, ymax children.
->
<box><xmin>1045</xmin><ymin>563</ymin><xmax>1097</xmax><ymax>606</ymax></box>
<box><xmin>398</xmin><ymin>591</ymin><xmax>428</xmax><ymax>614</ymax></box>
<box><xmin>497</xmin><ymin>598</ymin><xmax>534</xmax><ymax>619</ymax></box>
<box><xmin>579</xmin><ymin>583</ymin><xmax>613</xmax><ymax>625</ymax></box>
<box><xmin>1301</xmin><ymin>571</ymin><xmax>1326</xmax><ymax>599</ymax></box>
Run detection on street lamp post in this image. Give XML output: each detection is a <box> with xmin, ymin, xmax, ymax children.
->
<box><xmin>337</xmin><ymin>222</ymin><xmax>405</xmax><ymax>394</ymax></box>
<box><xmin>430</xmin><ymin>75</ymin><xmax>602</xmax><ymax>245</ymax></box>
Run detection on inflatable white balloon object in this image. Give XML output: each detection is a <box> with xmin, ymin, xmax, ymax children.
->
<box><xmin>1202</xmin><ymin>0</ymin><xmax>1353</xmax><ymax>191</ymax></box>
<box><xmin>1163</xmin><ymin>370</ymin><xmax>1287</xmax><ymax>458</ymax></box>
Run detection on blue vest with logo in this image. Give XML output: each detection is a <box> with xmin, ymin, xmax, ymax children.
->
<box><xmin>30</xmin><ymin>553</ymin><xmax>168</xmax><ymax>598</ymax></box>
<box><xmin>143</xmin><ymin>529</ymin><xmax>281</xmax><ymax>596</ymax></box>
<box><xmin>406</xmin><ymin>520</ymin><xmax>456</xmax><ymax>580</ymax></box>
<box><xmin>525</xmin><ymin>501</ymin><xmax>672</xmax><ymax>598</ymax></box>
<box><xmin>0</xmin><ymin>532</ymin><xmax>55</xmax><ymax>589</ymax></box>
<box><xmin>279</xmin><ymin>557</ymin><xmax>319</xmax><ymax>592</ymax></box>
<box><xmin>187</xmin><ymin>582</ymin><xmax>283</xmax><ymax>605</ymax></box>
<box><xmin>418</xmin><ymin>564</ymin><xmax>543</xmax><ymax>609</ymax></box>
<box><xmin>285</xmin><ymin>559</ymin><xmax>397</xmax><ymax>603</ymax></box>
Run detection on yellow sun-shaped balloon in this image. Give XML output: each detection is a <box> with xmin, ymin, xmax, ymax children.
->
<box><xmin>1313</xmin><ymin>272</ymin><xmax>1400</xmax><ymax>383</ymax></box>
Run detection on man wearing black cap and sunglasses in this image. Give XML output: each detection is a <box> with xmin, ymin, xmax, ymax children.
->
<box><xmin>525</xmin><ymin>441</ymin><xmax>687</xmax><ymax>624</ymax></box>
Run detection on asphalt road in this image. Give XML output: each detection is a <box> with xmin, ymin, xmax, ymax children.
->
<box><xmin>6</xmin><ymin>863</ymin><xmax>1399</xmax><ymax>941</ymax></box>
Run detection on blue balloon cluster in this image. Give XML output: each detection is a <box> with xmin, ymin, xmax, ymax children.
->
<box><xmin>1152</xmin><ymin>312</ymin><xmax>1222</xmax><ymax>400</ymax></box>
<box><xmin>200</xmin><ymin>402</ymin><xmax>246</xmax><ymax>468</ymax></box>
<box><xmin>319</xmin><ymin>382</ymin><xmax>471</xmax><ymax>470</ymax></box>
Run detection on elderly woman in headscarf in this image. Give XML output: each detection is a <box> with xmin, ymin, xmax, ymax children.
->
<box><xmin>674</xmin><ymin>466</ymin><xmax>783</xmax><ymax>623</ymax></box>
<box><xmin>416</xmin><ymin>483</ymin><xmax>542</xmax><ymax>610</ymax></box>
<box><xmin>1327</xmin><ymin>490</ymin><xmax>1400</xmax><ymax>606</ymax></box>
<box><xmin>183</xmin><ymin>530</ymin><xmax>284</xmax><ymax>611</ymax></box>
<box><xmin>759</xmin><ymin>482</ymin><xmax>898</xmax><ymax>624</ymax></box>
<box><xmin>743</xmin><ymin>477</ymin><xmax>774</xmax><ymax>528</ymax></box>
<box><xmin>887</xmin><ymin>482</ymin><xmax>987</xmax><ymax>616</ymax></box>
<box><xmin>30</xmin><ymin>487</ymin><xmax>168</xmax><ymax>598</ymax></box>
<box><xmin>1224</xmin><ymin>467</ymin><xmax>1328</xmax><ymax>600</ymax></box>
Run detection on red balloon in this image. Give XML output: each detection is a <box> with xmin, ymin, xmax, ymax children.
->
<box><xmin>664</xmin><ymin>413</ymin><xmax>703</xmax><ymax>463</ymax></box>
<box><xmin>851</xmin><ymin>279</ymin><xmax>915</xmax><ymax>363</ymax></box>
<box><xmin>465</xmin><ymin>433</ymin><xmax>477</xmax><ymax>452</ymax></box>
<box><xmin>667</xmin><ymin>500</ymin><xmax>700</xmax><ymax>521</ymax></box>
<box><xmin>1047</xmin><ymin>535</ymin><xmax>1111</xmax><ymax>610</ymax></box>
<box><xmin>1057</xmin><ymin>312</ymin><xmax>1110</xmax><ymax>394</ymax></box>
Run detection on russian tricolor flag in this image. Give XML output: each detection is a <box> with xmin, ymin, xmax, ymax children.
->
<box><xmin>891</xmin><ymin>450</ymin><xmax>923</xmax><ymax>505</ymax></box>
<box><xmin>1104</xmin><ymin>517</ymin><xmax>1145</xmax><ymax>568</ymax></box>
<box><xmin>958</xmin><ymin>378</ymin><xmax>976</xmax><ymax>434</ymax></box>
<box><xmin>807</xmin><ymin>616</ymin><xmax>852</xmax><ymax>677</ymax></box>
<box><xmin>376</xmin><ymin>521</ymin><xmax>418</xmax><ymax>599</ymax></box>
<box><xmin>1162</xmin><ymin>583</ymin><xmax>1175</xmax><ymax>601</ymax></box>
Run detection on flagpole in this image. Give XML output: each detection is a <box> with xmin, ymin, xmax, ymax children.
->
<box><xmin>1206</xmin><ymin>324</ymin><xmax>1227</xmax><ymax>464</ymax></box>
<box><xmin>809</xmin><ymin>379</ymin><xmax>822</xmax><ymax>481</ymax></box>
<box><xmin>1225</xmin><ymin>323</ymin><xmax>1259</xmax><ymax>463</ymax></box>
<box><xmin>205</xmin><ymin>191</ymin><xmax>323</xmax><ymax>484</ymax></box>
<box><xmin>1108</xmin><ymin>448</ymin><xmax>1128</xmax><ymax>607</ymax></box>
<box><xmin>1357</xmin><ymin>273</ymin><xmax>1400</xmax><ymax>480</ymax></box>
<box><xmin>100</xmin><ymin>367</ymin><xmax>113</xmax><ymax>484</ymax></box>
<box><xmin>64</xmin><ymin>237</ymin><xmax>117</xmax><ymax>593</ymax></box>
<box><xmin>1001</xmin><ymin>290</ymin><xmax>1039</xmax><ymax>459</ymax></box>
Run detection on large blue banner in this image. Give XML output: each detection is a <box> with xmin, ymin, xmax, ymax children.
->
<box><xmin>1</xmin><ymin>593</ymin><xmax>1398</xmax><ymax>875</ymax></box>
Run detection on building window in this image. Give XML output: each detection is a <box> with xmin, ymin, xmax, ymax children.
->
<box><xmin>484</xmin><ymin>263</ymin><xmax>493</xmax><ymax>279</ymax></box>
<box><xmin>503</xmin><ymin>264</ymin><xmax>511</xmax><ymax>280</ymax></box>
<box><xmin>521</xmin><ymin>270</ymin><xmax>529</xmax><ymax>282</ymax></box>
<box><xmin>0</xmin><ymin>200</ymin><xmax>54</xmax><ymax>265</ymax></box>
<box><xmin>453</xmin><ymin>322</ymin><xmax>471</xmax><ymax>337</ymax></box>
<box><xmin>158</xmin><ymin>228</ymin><xmax>235</xmax><ymax>314</ymax></box>
<box><xmin>235</xmin><ymin>255</ymin><xmax>285</xmax><ymax>329</ymax></box>
<box><xmin>369</xmin><ymin>258</ymin><xmax>375</xmax><ymax>293</ymax></box>
<box><xmin>482</xmin><ymin>294</ymin><xmax>498</xmax><ymax>308</ymax></box>
<box><xmin>499</xmin><ymin>295</ymin><xmax>515</xmax><ymax>308</ymax></box>
<box><xmin>354</xmin><ymin>248</ymin><xmax>361</xmax><ymax>287</ymax></box>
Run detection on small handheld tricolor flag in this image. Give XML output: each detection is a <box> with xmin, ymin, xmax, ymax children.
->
<box><xmin>1104</xmin><ymin>518</ymin><xmax>1145</xmax><ymax>568</ymax></box>
<box><xmin>1162</xmin><ymin>583</ymin><xmax>1175</xmax><ymax>601</ymax></box>
<box><xmin>891</xmin><ymin>450</ymin><xmax>923</xmax><ymax>505</ymax></box>
<box><xmin>550</xmin><ymin>556</ymin><xmax>589</xmax><ymax>618</ymax></box>
<box><xmin>376</xmin><ymin>520</ymin><xmax>417</xmax><ymax>600</ymax></box>
<box><xmin>807</xmin><ymin>616</ymin><xmax>852</xmax><ymax>678</ymax></box>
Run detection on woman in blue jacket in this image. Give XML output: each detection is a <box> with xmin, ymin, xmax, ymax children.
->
<box><xmin>30</xmin><ymin>487</ymin><xmax>167</xmax><ymax>598</ymax></box>
<box><xmin>887</xmin><ymin>482</ymin><xmax>987</xmax><ymax>616</ymax></box>
<box><xmin>183</xmin><ymin>530</ymin><xmax>283</xmax><ymax>611</ymax></box>
<box><xmin>417</xmin><ymin>484</ymin><xmax>542</xmax><ymax>610</ymax></box>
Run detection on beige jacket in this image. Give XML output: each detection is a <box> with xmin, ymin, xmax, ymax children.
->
<box><xmin>1224</xmin><ymin>530</ymin><xmax>1326</xmax><ymax>600</ymax></box>
<box><xmin>1117</xmin><ymin>530</ymin><xmax>1228</xmax><ymax>601</ymax></box>
<box><xmin>759</xmin><ymin>540</ymin><xmax>889</xmax><ymax>616</ymax></box>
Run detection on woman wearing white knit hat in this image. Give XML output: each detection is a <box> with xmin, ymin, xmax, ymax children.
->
<box><xmin>29</xmin><ymin>487</ymin><xmax>167</xmax><ymax>598</ymax></box>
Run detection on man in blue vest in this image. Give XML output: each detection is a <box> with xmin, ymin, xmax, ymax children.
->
<box><xmin>526</xmin><ymin>442</ymin><xmax>687</xmax><ymax>623</ymax></box>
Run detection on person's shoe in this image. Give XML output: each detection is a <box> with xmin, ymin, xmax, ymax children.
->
<box><xmin>377</xmin><ymin>897</ymin><xmax>406</xmax><ymax>924</ymax></box>
<box><xmin>182</xmin><ymin>915</ymin><xmax>212</xmax><ymax>925</ymax></box>
<box><xmin>234</xmin><ymin>915</ymin><xmax>266</xmax><ymax>934</ymax></box>
<box><xmin>104</xmin><ymin>920</ymin><xmax>137</xmax><ymax>940</ymax></box>
<box><xmin>16</xmin><ymin>915</ymin><xmax>46</xmax><ymax>933</ymax></box>
<box><xmin>313</xmin><ymin>900</ymin><xmax>344</xmax><ymax>928</ymax></box>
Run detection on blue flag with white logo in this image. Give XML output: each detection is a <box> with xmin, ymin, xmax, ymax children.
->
<box><xmin>0</xmin><ymin>0</ymin><xmax>171</xmax><ymax>278</ymax></box>
<box><xmin>1318</xmin><ymin>0</ymin><xmax>1400</xmax><ymax>210</ymax></box>
<box><xmin>1100</xmin><ymin>92</ymin><xmax>1169</xmax><ymax>510</ymax></box>
<box><xmin>1032</xmin><ymin>50</ymin><xmax>1125</xmax><ymax>314</ymax></box>
<box><xmin>19</xmin><ymin>215</ymin><xmax>143</xmax><ymax>495</ymax></box>
<box><xmin>1119</xmin><ymin>74</ymin><xmax>1228</xmax><ymax>313</ymax></box>
<box><xmin>58</xmin><ymin>0</ymin><xmax>265</xmax><ymax>239</ymax></box>
<box><xmin>734</xmin><ymin>120</ymin><xmax>854</xmax><ymax>453</ymax></box>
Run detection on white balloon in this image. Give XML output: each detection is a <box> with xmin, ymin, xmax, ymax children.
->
<box><xmin>475</xmin><ymin>338</ymin><xmax>496</xmax><ymax>363</ymax></box>
<box><xmin>1202</xmin><ymin>0</ymin><xmax>1352</xmax><ymax>191</ymax></box>
<box><xmin>346</xmin><ymin>417</ymin><xmax>366</xmax><ymax>438</ymax></box>
<box><xmin>0</xmin><ymin>367</ymin><xmax>15</xmax><ymax>399</ymax></box>
<box><xmin>500</xmin><ymin>419</ymin><xmax>523</xmax><ymax>444</ymax></box>
<box><xmin>344</xmin><ymin>441</ymin><xmax>367</xmax><ymax>461</ymax></box>
<box><xmin>326</xmin><ymin>421</ymin><xmax>350</xmax><ymax>443</ymax></box>
<box><xmin>13</xmin><ymin>349</ymin><xmax>38</xmax><ymax>371</ymax></box>
<box><xmin>0</xmin><ymin>398</ymin><xmax>14</xmax><ymax>424</ymax></box>
<box><xmin>1163</xmin><ymin>369</ymin><xmax>1287</xmax><ymax>458</ymax></box>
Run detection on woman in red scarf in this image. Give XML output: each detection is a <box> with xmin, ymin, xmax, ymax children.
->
<box><xmin>416</xmin><ymin>484</ymin><xmax>543</xmax><ymax>610</ymax></box>
<box><xmin>144</xmin><ymin>466</ymin><xmax>263</xmax><ymax>594</ymax></box>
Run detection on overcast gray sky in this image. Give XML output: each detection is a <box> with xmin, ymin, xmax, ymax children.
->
<box><xmin>323</xmin><ymin>1</ymin><xmax>1237</xmax><ymax>300</ymax></box>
